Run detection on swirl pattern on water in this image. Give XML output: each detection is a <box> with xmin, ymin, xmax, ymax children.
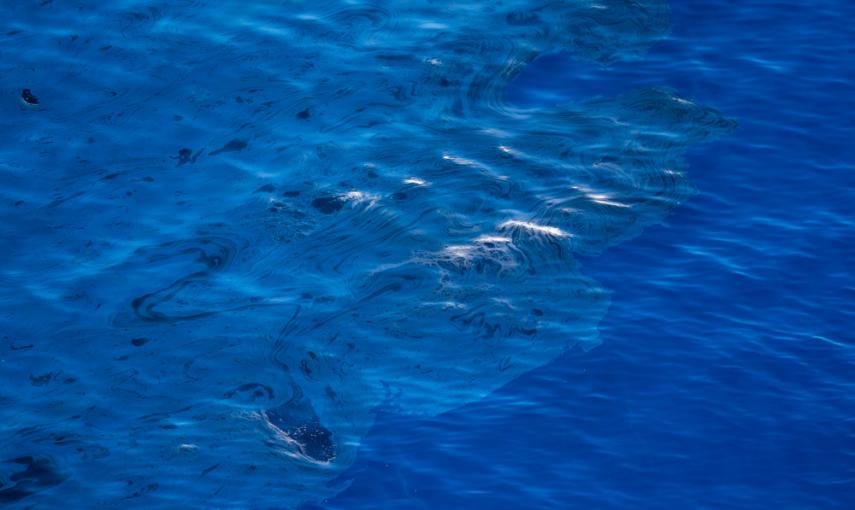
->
<box><xmin>0</xmin><ymin>1</ymin><xmax>733</xmax><ymax>507</ymax></box>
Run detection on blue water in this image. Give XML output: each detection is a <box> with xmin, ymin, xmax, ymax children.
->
<box><xmin>1</xmin><ymin>1</ymin><xmax>853</xmax><ymax>509</ymax></box>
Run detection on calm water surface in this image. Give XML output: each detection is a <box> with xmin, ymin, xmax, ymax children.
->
<box><xmin>1</xmin><ymin>1</ymin><xmax>852</xmax><ymax>509</ymax></box>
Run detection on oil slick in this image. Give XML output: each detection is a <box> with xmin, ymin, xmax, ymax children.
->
<box><xmin>0</xmin><ymin>0</ymin><xmax>733</xmax><ymax>507</ymax></box>
<box><xmin>20</xmin><ymin>88</ymin><xmax>39</xmax><ymax>106</ymax></box>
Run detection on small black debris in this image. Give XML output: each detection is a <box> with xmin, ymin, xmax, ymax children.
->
<box><xmin>173</xmin><ymin>148</ymin><xmax>201</xmax><ymax>166</ymax></box>
<box><xmin>131</xmin><ymin>338</ymin><xmax>148</xmax><ymax>347</ymax></box>
<box><xmin>174</xmin><ymin>148</ymin><xmax>192</xmax><ymax>166</ymax></box>
<box><xmin>296</xmin><ymin>108</ymin><xmax>310</xmax><ymax>120</ymax></box>
<box><xmin>21</xmin><ymin>88</ymin><xmax>39</xmax><ymax>105</ymax></box>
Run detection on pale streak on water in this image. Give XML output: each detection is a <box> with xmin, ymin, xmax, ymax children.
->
<box><xmin>0</xmin><ymin>1</ymin><xmax>733</xmax><ymax>507</ymax></box>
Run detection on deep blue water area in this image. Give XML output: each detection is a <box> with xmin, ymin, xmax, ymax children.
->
<box><xmin>1</xmin><ymin>1</ymin><xmax>853</xmax><ymax>509</ymax></box>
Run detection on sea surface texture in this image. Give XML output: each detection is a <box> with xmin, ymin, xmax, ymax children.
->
<box><xmin>1</xmin><ymin>0</ymin><xmax>852</xmax><ymax>508</ymax></box>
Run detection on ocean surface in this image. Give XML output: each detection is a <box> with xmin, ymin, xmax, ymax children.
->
<box><xmin>1</xmin><ymin>1</ymin><xmax>852</xmax><ymax>508</ymax></box>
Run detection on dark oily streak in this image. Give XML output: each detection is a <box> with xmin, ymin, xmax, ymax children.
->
<box><xmin>209</xmin><ymin>139</ymin><xmax>248</xmax><ymax>156</ymax></box>
<box><xmin>201</xmin><ymin>462</ymin><xmax>221</xmax><ymax>477</ymax></box>
<box><xmin>0</xmin><ymin>456</ymin><xmax>67</xmax><ymax>504</ymax></box>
